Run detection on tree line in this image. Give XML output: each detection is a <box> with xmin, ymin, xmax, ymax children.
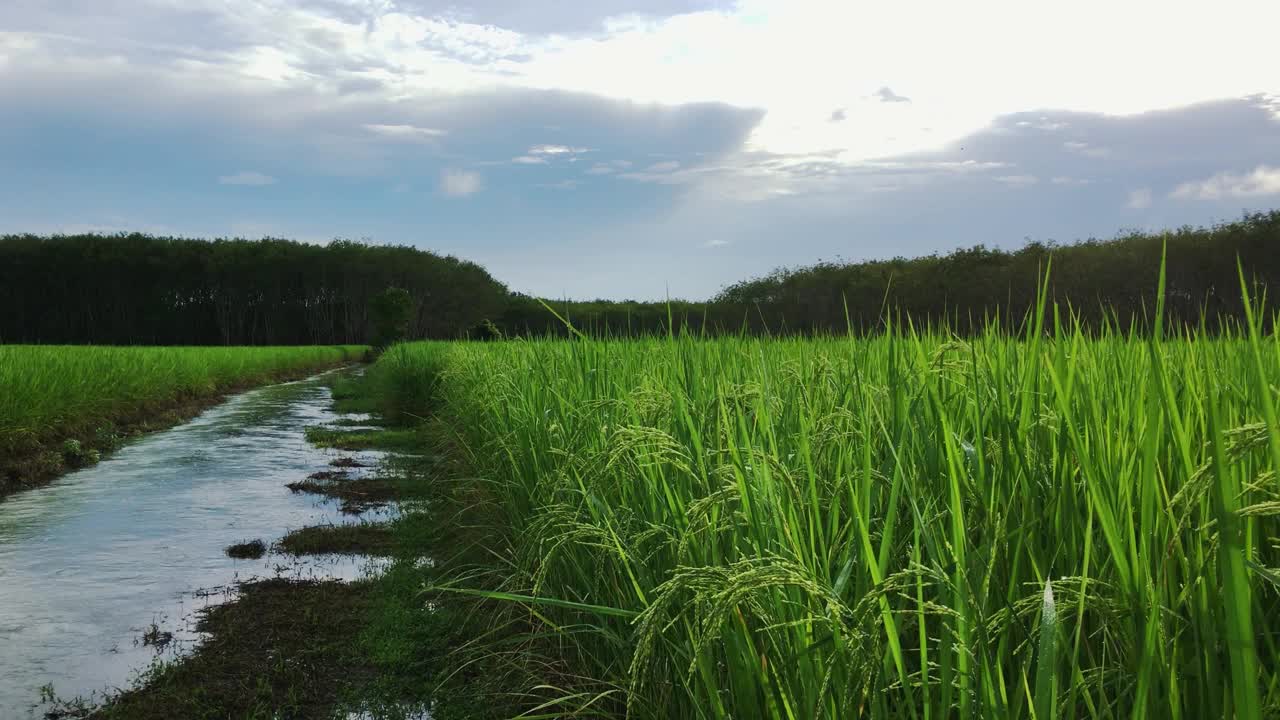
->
<box><xmin>3</xmin><ymin>211</ymin><xmax>1277</xmax><ymax>345</ymax></box>
<box><xmin>0</xmin><ymin>235</ymin><xmax>508</xmax><ymax>345</ymax></box>
<box><xmin>496</xmin><ymin>211</ymin><xmax>1280</xmax><ymax>337</ymax></box>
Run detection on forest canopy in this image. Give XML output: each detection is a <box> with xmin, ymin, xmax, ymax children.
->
<box><xmin>0</xmin><ymin>235</ymin><xmax>509</xmax><ymax>345</ymax></box>
<box><xmin>2</xmin><ymin>210</ymin><xmax>1277</xmax><ymax>344</ymax></box>
<box><xmin>503</xmin><ymin>211</ymin><xmax>1280</xmax><ymax>337</ymax></box>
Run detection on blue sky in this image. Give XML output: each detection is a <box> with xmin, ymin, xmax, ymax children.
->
<box><xmin>1</xmin><ymin>0</ymin><xmax>1278</xmax><ymax>299</ymax></box>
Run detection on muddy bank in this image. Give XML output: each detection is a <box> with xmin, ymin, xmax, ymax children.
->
<box><xmin>89</xmin><ymin>578</ymin><xmax>377</xmax><ymax>720</ymax></box>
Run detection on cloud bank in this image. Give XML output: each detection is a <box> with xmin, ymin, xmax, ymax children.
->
<box><xmin>0</xmin><ymin>0</ymin><xmax>1277</xmax><ymax>298</ymax></box>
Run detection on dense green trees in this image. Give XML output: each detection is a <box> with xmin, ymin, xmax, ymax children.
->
<box><xmin>497</xmin><ymin>211</ymin><xmax>1280</xmax><ymax>337</ymax></box>
<box><xmin>0</xmin><ymin>235</ymin><xmax>508</xmax><ymax>344</ymax></box>
<box><xmin>712</xmin><ymin>210</ymin><xmax>1280</xmax><ymax>335</ymax></box>
<box><xmin>370</xmin><ymin>287</ymin><xmax>414</xmax><ymax>350</ymax></box>
<box><xmin>2</xmin><ymin>212</ymin><xmax>1276</xmax><ymax>344</ymax></box>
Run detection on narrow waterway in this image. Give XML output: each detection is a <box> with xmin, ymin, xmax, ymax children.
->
<box><xmin>0</xmin><ymin>372</ymin><xmax>386</xmax><ymax>717</ymax></box>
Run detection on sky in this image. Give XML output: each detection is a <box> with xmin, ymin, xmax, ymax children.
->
<box><xmin>1</xmin><ymin>0</ymin><xmax>1278</xmax><ymax>300</ymax></box>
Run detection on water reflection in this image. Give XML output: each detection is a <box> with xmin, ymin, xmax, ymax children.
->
<box><xmin>0</xmin><ymin>372</ymin><xmax>384</xmax><ymax>716</ymax></box>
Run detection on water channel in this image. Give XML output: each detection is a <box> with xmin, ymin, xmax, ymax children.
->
<box><xmin>0</xmin><ymin>372</ymin><xmax>386</xmax><ymax>716</ymax></box>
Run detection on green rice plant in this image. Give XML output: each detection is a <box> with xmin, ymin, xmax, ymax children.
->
<box><xmin>1033</xmin><ymin>579</ymin><xmax>1057</xmax><ymax>720</ymax></box>
<box><xmin>370</xmin><ymin>291</ymin><xmax>1279</xmax><ymax>718</ymax></box>
<box><xmin>0</xmin><ymin>345</ymin><xmax>365</xmax><ymax>461</ymax></box>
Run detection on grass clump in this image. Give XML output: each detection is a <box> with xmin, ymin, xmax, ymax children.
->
<box><xmin>275</xmin><ymin>513</ymin><xmax>435</xmax><ymax>558</ymax></box>
<box><xmin>363</xmin><ymin>279</ymin><xmax>1280</xmax><ymax>718</ymax></box>
<box><xmin>304</xmin><ymin>427</ymin><xmax>424</xmax><ymax>452</ymax></box>
<box><xmin>224</xmin><ymin>539</ymin><xmax>266</xmax><ymax>560</ymax></box>
<box><xmin>330</xmin><ymin>456</ymin><xmax>369</xmax><ymax>468</ymax></box>
<box><xmin>277</xmin><ymin>523</ymin><xmax>398</xmax><ymax>556</ymax></box>
<box><xmin>60</xmin><ymin>439</ymin><xmax>101</xmax><ymax>469</ymax></box>
<box><xmin>287</xmin><ymin>475</ymin><xmax>412</xmax><ymax>514</ymax></box>
<box><xmin>277</xmin><ymin>523</ymin><xmax>396</xmax><ymax>556</ymax></box>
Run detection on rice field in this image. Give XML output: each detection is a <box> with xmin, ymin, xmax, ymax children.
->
<box><xmin>0</xmin><ymin>345</ymin><xmax>366</xmax><ymax>461</ymax></box>
<box><xmin>371</xmin><ymin>300</ymin><xmax>1280</xmax><ymax>717</ymax></box>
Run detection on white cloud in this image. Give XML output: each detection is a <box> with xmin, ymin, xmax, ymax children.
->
<box><xmin>1171</xmin><ymin>165</ymin><xmax>1280</xmax><ymax>200</ymax></box>
<box><xmin>363</xmin><ymin>124</ymin><xmax>448</xmax><ymax>141</ymax></box>
<box><xmin>511</xmin><ymin>0</ymin><xmax>1280</xmax><ymax>162</ymax></box>
<box><xmin>619</xmin><ymin>166</ymin><xmax>707</xmax><ymax>186</ymax></box>
<box><xmin>1127</xmin><ymin>187</ymin><xmax>1153</xmax><ymax>209</ymax></box>
<box><xmin>217</xmin><ymin>171</ymin><xmax>277</xmax><ymax>186</ymax></box>
<box><xmin>1051</xmin><ymin>176</ymin><xmax>1090</xmax><ymax>185</ymax></box>
<box><xmin>7</xmin><ymin>0</ymin><xmax>1280</xmax><ymax>221</ymax></box>
<box><xmin>855</xmin><ymin>159</ymin><xmax>1010</xmax><ymax>173</ymax></box>
<box><xmin>1063</xmin><ymin>141</ymin><xmax>1110</xmax><ymax>158</ymax></box>
<box><xmin>1018</xmin><ymin>118</ymin><xmax>1068</xmax><ymax>131</ymax></box>
<box><xmin>705</xmin><ymin>238</ymin><xmax>731</xmax><ymax>247</ymax></box>
<box><xmin>12</xmin><ymin>0</ymin><xmax>1278</xmax><ymax>170</ymax></box>
<box><xmin>585</xmin><ymin>163</ymin><xmax>616</xmax><ymax>174</ymax></box>
<box><xmin>874</xmin><ymin>86</ymin><xmax>910</xmax><ymax>103</ymax></box>
<box><xmin>995</xmin><ymin>174</ymin><xmax>1037</xmax><ymax>187</ymax></box>
<box><xmin>647</xmin><ymin>160</ymin><xmax>682</xmax><ymax>172</ymax></box>
<box><xmin>439</xmin><ymin>169</ymin><xmax>482</xmax><ymax>197</ymax></box>
<box><xmin>530</xmin><ymin>144</ymin><xmax>591</xmax><ymax>155</ymax></box>
<box><xmin>512</xmin><ymin>155</ymin><xmax>548</xmax><ymax>164</ymax></box>
<box><xmin>1260</xmin><ymin>92</ymin><xmax>1280</xmax><ymax>120</ymax></box>
<box><xmin>608</xmin><ymin>152</ymin><xmax>1012</xmax><ymax>202</ymax></box>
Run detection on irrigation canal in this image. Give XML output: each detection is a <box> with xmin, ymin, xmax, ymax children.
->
<box><xmin>0</xmin><ymin>372</ymin><xmax>387</xmax><ymax>716</ymax></box>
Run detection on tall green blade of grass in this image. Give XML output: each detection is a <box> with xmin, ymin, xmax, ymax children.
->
<box><xmin>1034</xmin><ymin>579</ymin><xmax>1058</xmax><ymax>720</ymax></box>
<box><xmin>1208</xmin><ymin>391</ymin><xmax>1262</xmax><ymax>720</ymax></box>
<box><xmin>1237</xmin><ymin>261</ymin><xmax>1280</xmax><ymax>484</ymax></box>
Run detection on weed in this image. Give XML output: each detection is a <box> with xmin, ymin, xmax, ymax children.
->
<box><xmin>277</xmin><ymin>523</ymin><xmax>398</xmax><ymax>556</ymax></box>
<box><xmin>304</xmin><ymin>427</ymin><xmax>425</xmax><ymax>452</ymax></box>
<box><xmin>330</xmin><ymin>456</ymin><xmax>369</xmax><ymax>468</ymax></box>
<box><xmin>224</xmin><ymin>539</ymin><xmax>267</xmax><ymax>560</ymax></box>
<box><xmin>286</xmin><ymin>476</ymin><xmax>409</xmax><ymax>515</ymax></box>
<box><xmin>138</xmin><ymin>624</ymin><xmax>173</xmax><ymax>650</ymax></box>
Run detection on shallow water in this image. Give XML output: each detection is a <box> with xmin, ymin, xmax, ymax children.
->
<box><xmin>0</xmin><ymin>372</ymin><xmax>387</xmax><ymax>716</ymax></box>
